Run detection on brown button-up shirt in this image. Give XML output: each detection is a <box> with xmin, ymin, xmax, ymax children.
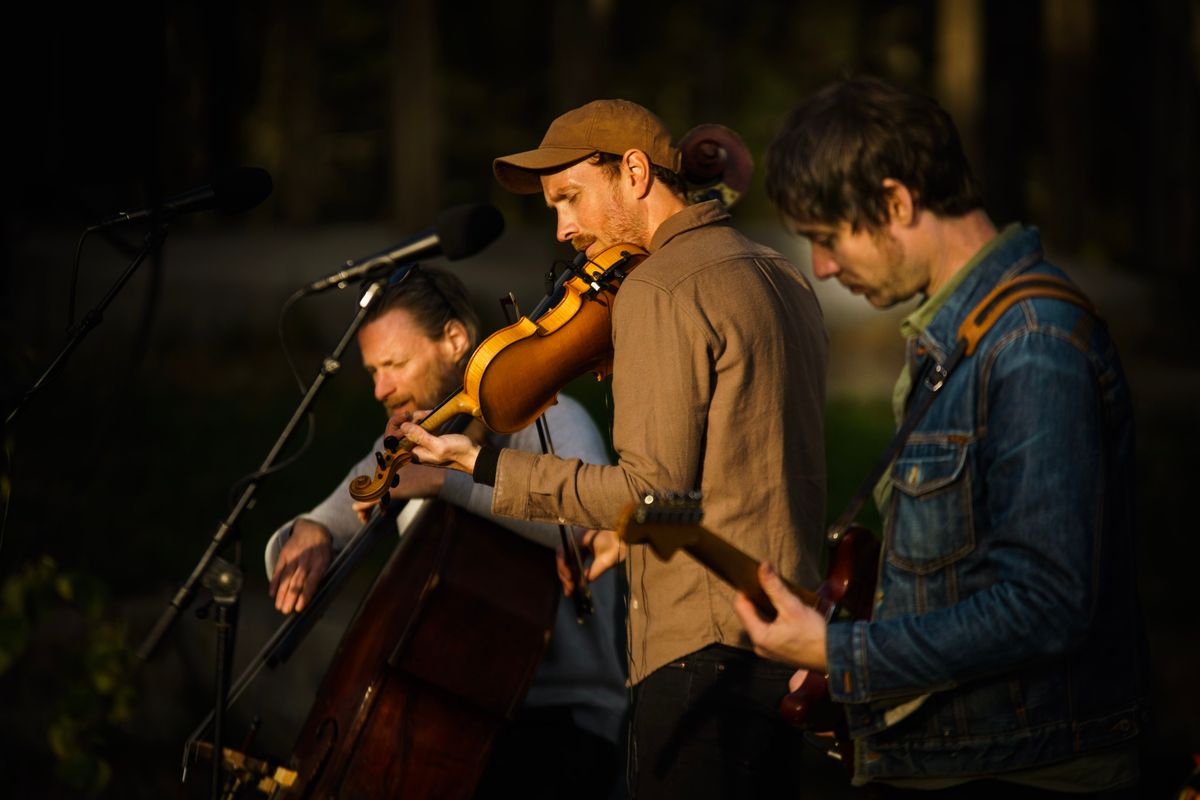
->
<box><xmin>493</xmin><ymin>200</ymin><xmax>828</xmax><ymax>682</ymax></box>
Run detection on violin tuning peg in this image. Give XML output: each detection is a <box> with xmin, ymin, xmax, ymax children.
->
<box><xmin>383</xmin><ymin>435</ymin><xmax>399</xmax><ymax>452</ymax></box>
<box><xmin>390</xmin><ymin>474</ymin><xmax>400</xmax><ymax>488</ymax></box>
<box><xmin>375</xmin><ymin>452</ymin><xmax>387</xmax><ymax>469</ymax></box>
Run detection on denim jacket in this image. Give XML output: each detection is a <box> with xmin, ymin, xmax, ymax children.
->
<box><xmin>824</xmin><ymin>228</ymin><xmax>1145</xmax><ymax>783</ymax></box>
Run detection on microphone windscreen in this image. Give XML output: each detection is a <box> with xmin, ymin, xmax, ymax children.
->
<box><xmin>435</xmin><ymin>203</ymin><xmax>505</xmax><ymax>261</ymax></box>
<box><xmin>213</xmin><ymin>167</ymin><xmax>274</xmax><ymax>215</ymax></box>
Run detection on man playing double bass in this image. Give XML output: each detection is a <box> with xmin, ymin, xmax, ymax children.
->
<box><xmin>736</xmin><ymin>77</ymin><xmax>1144</xmax><ymax>798</ymax></box>
<box><xmin>265</xmin><ymin>267</ymin><xmax>627</xmax><ymax>798</ymax></box>
<box><xmin>397</xmin><ymin>99</ymin><xmax>830</xmax><ymax>797</ymax></box>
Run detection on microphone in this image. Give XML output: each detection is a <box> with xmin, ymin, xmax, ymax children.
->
<box><xmin>302</xmin><ymin>203</ymin><xmax>505</xmax><ymax>294</ymax></box>
<box><xmin>91</xmin><ymin>166</ymin><xmax>273</xmax><ymax>229</ymax></box>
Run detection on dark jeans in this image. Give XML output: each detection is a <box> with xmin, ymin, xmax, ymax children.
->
<box><xmin>474</xmin><ymin>704</ymin><xmax>619</xmax><ymax>800</ymax></box>
<box><xmin>631</xmin><ymin>644</ymin><xmax>849</xmax><ymax>799</ymax></box>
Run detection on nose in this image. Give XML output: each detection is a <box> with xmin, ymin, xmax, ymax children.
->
<box><xmin>809</xmin><ymin>245</ymin><xmax>840</xmax><ymax>280</ymax></box>
<box><xmin>555</xmin><ymin>210</ymin><xmax>577</xmax><ymax>244</ymax></box>
<box><xmin>372</xmin><ymin>371</ymin><xmax>393</xmax><ymax>404</ymax></box>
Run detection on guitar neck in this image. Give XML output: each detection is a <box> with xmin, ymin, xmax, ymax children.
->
<box><xmin>680</xmin><ymin>528</ymin><xmax>822</xmax><ymax>618</ymax></box>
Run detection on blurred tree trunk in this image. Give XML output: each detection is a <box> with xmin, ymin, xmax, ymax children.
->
<box><xmin>1040</xmin><ymin>0</ymin><xmax>1096</xmax><ymax>253</ymax></box>
<box><xmin>248</xmin><ymin>0</ymin><xmax>327</xmax><ymax>224</ymax></box>
<box><xmin>935</xmin><ymin>0</ymin><xmax>983</xmax><ymax>173</ymax></box>
<box><xmin>982</xmin><ymin>2</ymin><xmax>1042</xmax><ymax>226</ymax></box>
<box><xmin>390</xmin><ymin>0</ymin><xmax>440</xmax><ymax>227</ymax></box>
<box><xmin>1147</xmin><ymin>0</ymin><xmax>1197</xmax><ymax>304</ymax></box>
<box><xmin>550</xmin><ymin>0</ymin><xmax>614</xmax><ymax>110</ymax></box>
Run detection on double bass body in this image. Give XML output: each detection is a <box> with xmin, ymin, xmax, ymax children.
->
<box><xmin>278</xmin><ymin>501</ymin><xmax>558</xmax><ymax>798</ymax></box>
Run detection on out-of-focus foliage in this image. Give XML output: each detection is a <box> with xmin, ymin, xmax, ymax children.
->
<box><xmin>0</xmin><ymin>557</ymin><xmax>137</xmax><ymax>797</ymax></box>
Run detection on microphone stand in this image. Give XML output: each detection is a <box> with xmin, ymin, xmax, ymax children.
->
<box><xmin>180</xmin><ymin>496</ymin><xmax>406</xmax><ymax>785</ymax></box>
<box><xmin>139</xmin><ymin>272</ymin><xmax>403</xmax><ymax>800</ymax></box>
<box><xmin>4</xmin><ymin>223</ymin><xmax>167</xmax><ymax>428</ymax></box>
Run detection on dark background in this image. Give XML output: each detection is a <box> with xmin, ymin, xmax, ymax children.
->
<box><xmin>1</xmin><ymin>1</ymin><xmax>1197</xmax><ymax>796</ymax></box>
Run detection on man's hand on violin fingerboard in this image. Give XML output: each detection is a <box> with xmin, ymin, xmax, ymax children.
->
<box><xmin>393</xmin><ymin>414</ymin><xmax>481</xmax><ymax>475</ymax></box>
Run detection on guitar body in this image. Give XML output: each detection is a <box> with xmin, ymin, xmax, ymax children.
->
<box><xmin>778</xmin><ymin>524</ymin><xmax>879</xmax><ymax>763</ymax></box>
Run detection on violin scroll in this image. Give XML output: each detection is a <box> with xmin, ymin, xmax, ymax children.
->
<box><xmin>348</xmin><ymin>394</ymin><xmax>479</xmax><ymax>503</ymax></box>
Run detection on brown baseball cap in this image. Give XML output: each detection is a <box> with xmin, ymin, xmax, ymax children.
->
<box><xmin>493</xmin><ymin>99</ymin><xmax>682</xmax><ymax>194</ymax></box>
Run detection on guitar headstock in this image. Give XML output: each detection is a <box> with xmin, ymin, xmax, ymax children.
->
<box><xmin>615</xmin><ymin>492</ymin><xmax>705</xmax><ymax>560</ymax></box>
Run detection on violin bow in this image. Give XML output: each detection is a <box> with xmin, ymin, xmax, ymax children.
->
<box><xmin>499</xmin><ymin>291</ymin><xmax>594</xmax><ymax>622</ymax></box>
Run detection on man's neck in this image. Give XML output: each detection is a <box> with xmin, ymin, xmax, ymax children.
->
<box><xmin>643</xmin><ymin>190</ymin><xmax>689</xmax><ymax>246</ymax></box>
<box><xmin>922</xmin><ymin>209</ymin><xmax>998</xmax><ymax>296</ymax></box>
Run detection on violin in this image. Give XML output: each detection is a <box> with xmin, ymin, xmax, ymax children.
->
<box><xmin>348</xmin><ymin>242</ymin><xmax>648</xmax><ymax>503</ymax></box>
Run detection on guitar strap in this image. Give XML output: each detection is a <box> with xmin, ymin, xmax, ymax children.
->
<box><xmin>826</xmin><ymin>267</ymin><xmax>1097</xmax><ymax>545</ymax></box>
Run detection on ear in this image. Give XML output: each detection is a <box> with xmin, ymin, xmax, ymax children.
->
<box><xmin>621</xmin><ymin>149</ymin><xmax>653</xmax><ymax>199</ymax></box>
<box><xmin>440</xmin><ymin>318</ymin><xmax>472</xmax><ymax>364</ymax></box>
<box><xmin>882</xmin><ymin>178</ymin><xmax>916</xmax><ymax>227</ymax></box>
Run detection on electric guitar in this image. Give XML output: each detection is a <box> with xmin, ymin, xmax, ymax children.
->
<box><xmin>615</xmin><ymin>494</ymin><xmax>880</xmax><ymax>764</ymax></box>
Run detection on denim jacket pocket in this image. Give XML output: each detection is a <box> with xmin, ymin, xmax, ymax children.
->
<box><xmin>888</xmin><ymin>439</ymin><xmax>974</xmax><ymax>574</ymax></box>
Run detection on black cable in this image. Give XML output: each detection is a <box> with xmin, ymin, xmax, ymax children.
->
<box><xmin>277</xmin><ymin>287</ymin><xmax>311</xmax><ymax>395</ymax></box>
<box><xmin>67</xmin><ymin>227</ymin><xmax>94</xmax><ymax>329</ymax></box>
<box><xmin>224</xmin><ymin>411</ymin><xmax>317</xmax><ymax>512</ymax></box>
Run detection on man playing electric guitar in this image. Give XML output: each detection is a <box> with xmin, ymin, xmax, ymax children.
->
<box><xmin>736</xmin><ymin>77</ymin><xmax>1145</xmax><ymax>798</ymax></box>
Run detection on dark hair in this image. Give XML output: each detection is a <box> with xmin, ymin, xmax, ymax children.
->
<box><xmin>766</xmin><ymin>76</ymin><xmax>983</xmax><ymax>230</ymax></box>
<box><xmin>366</xmin><ymin>266</ymin><xmax>481</xmax><ymax>348</ymax></box>
<box><xmin>593</xmin><ymin>152</ymin><xmax>688</xmax><ymax>198</ymax></box>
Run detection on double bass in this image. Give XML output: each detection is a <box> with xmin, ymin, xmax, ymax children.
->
<box><xmin>278</xmin><ymin>500</ymin><xmax>559</xmax><ymax>798</ymax></box>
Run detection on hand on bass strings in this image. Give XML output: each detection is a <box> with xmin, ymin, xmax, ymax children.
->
<box><xmin>733</xmin><ymin>561</ymin><xmax>829</xmax><ymax>672</ymax></box>
<box><xmin>269</xmin><ymin>519</ymin><xmax>333</xmax><ymax>614</ymax></box>
<box><xmin>555</xmin><ymin>528</ymin><xmax>626</xmax><ymax>596</ymax></box>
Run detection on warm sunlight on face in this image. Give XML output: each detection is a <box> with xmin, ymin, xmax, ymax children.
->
<box><xmin>357</xmin><ymin>308</ymin><xmax>462</xmax><ymax>417</ymax></box>
<box><xmin>793</xmin><ymin>220</ymin><xmax>923</xmax><ymax>308</ymax></box>
<box><xmin>541</xmin><ymin>159</ymin><xmax>648</xmax><ymax>258</ymax></box>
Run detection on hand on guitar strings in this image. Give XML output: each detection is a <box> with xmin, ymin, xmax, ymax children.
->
<box><xmin>733</xmin><ymin>561</ymin><xmax>829</xmax><ymax>676</ymax></box>
<box><xmin>555</xmin><ymin>528</ymin><xmax>625</xmax><ymax>597</ymax></box>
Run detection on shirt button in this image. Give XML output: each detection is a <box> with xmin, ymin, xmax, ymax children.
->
<box><xmin>631</xmin><ymin>599</ymin><xmax>640</xmax><ymax>610</ymax></box>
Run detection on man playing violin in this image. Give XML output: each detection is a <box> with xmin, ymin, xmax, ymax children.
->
<box><xmin>265</xmin><ymin>267</ymin><xmax>627</xmax><ymax>799</ymax></box>
<box><xmin>397</xmin><ymin>99</ymin><xmax>831</xmax><ymax>797</ymax></box>
<box><xmin>735</xmin><ymin>77</ymin><xmax>1144</xmax><ymax>798</ymax></box>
